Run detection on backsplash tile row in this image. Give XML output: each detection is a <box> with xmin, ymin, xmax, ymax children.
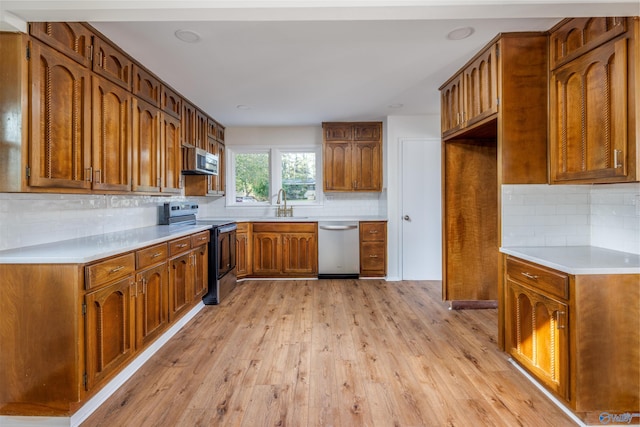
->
<box><xmin>502</xmin><ymin>183</ymin><xmax>640</xmax><ymax>254</ymax></box>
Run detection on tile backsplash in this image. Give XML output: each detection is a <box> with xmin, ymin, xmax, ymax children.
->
<box><xmin>0</xmin><ymin>191</ymin><xmax>387</xmax><ymax>251</ymax></box>
<box><xmin>502</xmin><ymin>183</ymin><xmax>640</xmax><ymax>254</ymax></box>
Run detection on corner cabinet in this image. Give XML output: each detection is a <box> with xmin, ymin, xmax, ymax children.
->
<box><xmin>0</xmin><ymin>230</ymin><xmax>208</xmax><ymax>417</ymax></box>
<box><xmin>504</xmin><ymin>255</ymin><xmax>639</xmax><ymax>424</ymax></box>
<box><xmin>322</xmin><ymin>122</ymin><xmax>382</xmax><ymax>192</ymax></box>
<box><xmin>549</xmin><ymin>17</ymin><xmax>639</xmax><ymax>183</ymax></box>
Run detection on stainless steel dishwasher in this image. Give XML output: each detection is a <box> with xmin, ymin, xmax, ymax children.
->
<box><xmin>318</xmin><ymin>221</ymin><xmax>360</xmax><ymax>279</ymax></box>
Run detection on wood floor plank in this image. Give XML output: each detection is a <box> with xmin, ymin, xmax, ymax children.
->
<box><xmin>81</xmin><ymin>279</ymin><xmax>578</xmax><ymax>426</ymax></box>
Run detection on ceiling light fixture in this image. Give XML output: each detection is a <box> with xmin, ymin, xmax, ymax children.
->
<box><xmin>446</xmin><ymin>26</ymin><xmax>475</xmax><ymax>41</ymax></box>
<box><xmin>174</xmin><ymin>29</ymin><xmax>201</xmax><ymax>43</ymax></box>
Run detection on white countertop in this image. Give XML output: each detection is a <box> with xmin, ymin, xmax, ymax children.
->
<box><xmin>200</xmin><ymin>216</ymin><xmax>388</xmax><ymax>223</ymax></box>
<box><xmin>500</xmin><ymin>246</ymin><xmax>640</xmax><ymax>275</ymax></box>
<box><xmin>0</xmin><ymin>224</ymin><xmax>212</xmax><ymax>264</ymax></box>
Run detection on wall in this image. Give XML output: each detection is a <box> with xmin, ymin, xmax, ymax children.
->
<box><xmin>502</xmin><ymin>182</ymin><xmax>640</xmax><ymax>254</ymax></box>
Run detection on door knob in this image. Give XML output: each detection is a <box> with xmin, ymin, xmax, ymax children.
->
<box><xmin>403</xmin><ymin>215</ymin><xmax>411</xmax><ymax>221</ymax></box>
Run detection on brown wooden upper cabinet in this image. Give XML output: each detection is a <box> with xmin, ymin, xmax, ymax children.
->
<box><xmin>440</xmin><ymin>44</ymin><xmax>498</xmax><ymax>139</ymax></box>
<box><xmin>132</xmin><ymin>64</ymin><xmax>161</xmax><ymax>107</ymax></box>
<box><xmin>92</xmin><ymin>34</ymin><xmax>133</xmax><ymax>90</ymax></box>
<box><xmin>322</xmin><ymin>122</ymin><xmax>382</xmax><ymax>192</ymax></box>
<box><xmin>29</xmin><ymin>22</ymin><xmax>93</xmax><ymax>67</ymax></box>
<box><xmin>161</xmin><ymin>85</ymin><xmax>182</xmax><ymax>120</ymax></box>
<box><xmin>549</xmin><ymin>17</ymin><xmax>638</xmax><ymax>184</ymax></box>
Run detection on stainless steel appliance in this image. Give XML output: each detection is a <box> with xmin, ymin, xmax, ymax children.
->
<box><xmin>182</xmin><ymin>147</ymin><xmax>218</xmax><ymax>175</ymax></box>
<box><xmin>159</xmin><ymin>202</ymin><xmax>237</xmax><ymax>305</ymax></box>
<box><xmin>318</xmin><ymin>221</ymin><xmax>360</xmax><ymax>279</ymax></box>
<box><xmin>197</xmin><ymin>218</ymin><xmax>237</xmax><ymax>305</ymax></box>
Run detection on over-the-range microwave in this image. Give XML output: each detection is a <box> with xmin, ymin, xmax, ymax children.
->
<box><xmin>182</xmin><ymin>147</ymin><xmax>218</xmax><ymax>175</ymax></box>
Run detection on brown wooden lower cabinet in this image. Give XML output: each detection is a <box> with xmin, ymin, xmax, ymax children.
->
<box><xmin>359</xmin><ymin>221</ymin><xmax>387</xmax><ymax>277</ymax></box>
<box><xmin>0</xmin><ymin>230</ymin><xmax>207</xmax><ymax>416</ymax></box>
<box><xmin>504</xmin><ymin>255</ymin><xmax>639</xmax><ymax>424</ymax></box>
<box><xmin>251</xmin><ymin>222</ymin><xmax>317</xmax><ymax>278</ymax></box>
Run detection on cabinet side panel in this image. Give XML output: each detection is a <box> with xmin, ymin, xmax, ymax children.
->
<box><xmin>499</xmin><ymin>35</ymin><xmax>549</xmax><ymax>184</ymax></box>
<box><xmin>572</xmin><ymin>274</ymin><xmax>640</xmax><ymax>413</ymax></box>
<box><xmin>0</xmin><ymin>265</ymin><xmax>82</xmax><ymax>415</ymax></box>
<box><xmin>0</xmin><ymin>34</ymin><xmax>28</xmax><ymax>192</ymax></box>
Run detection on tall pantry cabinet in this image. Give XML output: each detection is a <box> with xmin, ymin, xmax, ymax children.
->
<box><xmin>439</xmin><ymin>33</ymin><xmax>549</xmax><ymax>308</ymax></box>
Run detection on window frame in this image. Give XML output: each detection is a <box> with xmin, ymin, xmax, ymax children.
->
<box><xmin>226</xmin><ymin>145</ymin><xmax>322</xmax><ymax>207</ymax></box>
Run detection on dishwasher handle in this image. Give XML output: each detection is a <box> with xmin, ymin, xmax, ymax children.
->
<box><xmin>319</xmin><ymin>225</ymin><xmax>358</xmax><ymax>231</ymax></box>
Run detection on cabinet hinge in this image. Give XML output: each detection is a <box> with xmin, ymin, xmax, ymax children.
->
<box><xmin>25</xmin><ymin>166</ymin><xmax>31</xmax><ymax>178</ymax></box>
<box><xmin>26</xmin><ymin>44</ymin><xmax>30</xmax><ymax>61</ymax></box>
<box><xmin>83</xmin><ymin>372</ymin><xmax>88</xmax><ymax>389</ymax></box>
<box><xmin>495</xmin><ymin>44</ymin><xmax>500</xmax><ymax>59</ymax></box>
<box><xmin>82</xmin><ymin>302</ymin><xmax>87</xmax><ymax>316</ymax></box>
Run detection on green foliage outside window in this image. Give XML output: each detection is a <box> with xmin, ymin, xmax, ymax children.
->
<box><xmin>235</xmin><ymin>153</ymin><xmax>269</xmax><ymax>202</ymax></box>
<box><xmin>282</xmin><ymin>152</ymin><xmax>316</xmax><ymax>202</ymax></box>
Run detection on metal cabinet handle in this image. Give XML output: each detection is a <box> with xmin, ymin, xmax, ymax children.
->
<box><xmin>178</xmin><ymin>243</ymin><xmax>188</xmax><ymax>248</ymax></box>
<box><xmin>369</xmin><ymin>254</ymin><xmax>378</xmax><ymax>258</ymax></box>
<box><xmin>109</xmin><ymin>265</ymin><xmax>124</xmax><ymax>274</ymax></box>
<box><xmin>151</xmin><ymin>252</ymin><xmax>163</xmax><ymax>258</ymax></box>
<box><xmin>614</xmin><ymin>149</ymin><xmax>623</xmax><ymax>168</ymax></box>
<box><xmin>556</xmin><ymin>311</ymin><xmax>566</xmax><ymax>329</ymax></box>
<box><xmin>521</xmin><ymin>272</ymin><xmax>538</xmax><ymax>280</ymax></box>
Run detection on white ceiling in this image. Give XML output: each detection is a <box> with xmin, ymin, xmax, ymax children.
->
<box><xmin>2</xmin><ymin>1</ymin><xmax>639</xmax><ymax>127</ymax></box>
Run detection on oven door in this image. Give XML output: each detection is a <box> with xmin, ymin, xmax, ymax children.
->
<box><xmin>217</xmin><ymin>224</ymin><xmax>237</xmax><ymax>279</ymax></box>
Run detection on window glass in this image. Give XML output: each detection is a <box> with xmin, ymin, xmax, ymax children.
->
<box><xmin>234</xmin><ymin>152</ymin><xmax>270</xmax><ymax>203</ymax></box>
<box><xmin>281</xmin><ymin>152</ymin><xmax>316</xmax><ymax>202</ymax></box>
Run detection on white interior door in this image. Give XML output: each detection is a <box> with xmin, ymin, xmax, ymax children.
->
<box><xmin>401</xmin><ymin>138</ymin><xmax>442</xmax><ymax>280</ymax></box>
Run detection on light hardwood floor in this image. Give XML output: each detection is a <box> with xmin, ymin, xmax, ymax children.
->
<box><xmin>82</xmin><ymin>279</ymin><xmax>577</xmax><ymax>426</ymax></box>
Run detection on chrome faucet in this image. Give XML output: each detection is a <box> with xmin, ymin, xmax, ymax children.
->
<box><xmin>275</xmin><ymin>188</ymin><xmax>293</xmax><ymax>217</ymax></box>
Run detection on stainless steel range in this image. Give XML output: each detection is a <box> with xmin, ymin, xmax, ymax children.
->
<box><xmin>160</xmin><ymin>202</ymin><xmax>237</xmax><ymax>305</ymax></box>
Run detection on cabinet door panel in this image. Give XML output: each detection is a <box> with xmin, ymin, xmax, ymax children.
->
<box><xmin>136</xmin><ymin>264</ymin><xmax>168</xmax><ymax>348</ymax></box>
<box><xmin>192</xmin><ymin>245</ymin><xmax>208</xmax><ymax>300</ymax></box>
<box><xmin>252</xmin><ymin>233</ymin><xmax>281</xmax><ymax>276</ymax></box>
<box><xmin>92</xmin><ymin>76</ymin><xmax>132</xmax><ymax>191</ymax></box>
<box><xmin>169</xmin><ymin>253</ymin><xmax>192</xmax><ymax>321</ymax></box>
<box><xmin>132</xmin><ymin>65</ymin><xmax>161</xmax><ymax>107</ymax></box>
<box><xmin>85</xmin><ymin>276</ymin><xmax>135</xmax><ymax>391</ymax></box>
<box><xmin>324</xmin><ymin>123</ymin><xmax>352</xmax><ymax>140</ymax></box>
<box><xmin>440</xmin><ymin>74</ymin><xmax>465</xmax><ymax>136</ymax></box>
<box><xmin>161</xmin><ymin>113</ymin><xmax>182</xmax><ymax>193</ymax></box>
<box><xmin>236</xmin><ymin>229</ymin><xmax>251</xmax><ymax>278</ymax></box>
<box><xmin>550</xmin><ymin>37</ymin><xmax>629</xmax><ymax>182</ymax></box>
<box><xmin>93</xmin><ymin>36</ymin><xmax>132</xmax><ymax>90</ymax></box>
<box><xmin>323</xmin><ymin>141</ymin><xmax>352</xmax><ymax>191</ymax></box>
<box><xmin>161</xmin><ymin>85</ymin><xmax>182</xmax><ymax>119</ymax></box>
<box><xmin>29</xmin><ymin>22</ymin><xmax>93</xmax><ymax>67</ymax></box>
<box><xmin>352</xmin><ymin>141</ymin><xmax>381</xmax><ymax>191</ymax></box>
<box><xmin>282</xmin><ymin>233</ymin><xmax>317</xmax><ymax>275</ymax></box>
<box><xmin>29</xmin><ymin>41</ymin><xmax>91</xmax><ymax>189</ymax></box>
<box><xmin>132</xmin><ymin>98</ymin><xmax>161</xmax><ymax>192</ymax></box>
<box><xmin>463</xmin><ymin>44</ymin><xmax>498</xmax><ymax>127</ymax></box>
<box><xmin>506</xmin><ymin>280</ymin><xmax>568</xmax><ymax>399</ymax></box>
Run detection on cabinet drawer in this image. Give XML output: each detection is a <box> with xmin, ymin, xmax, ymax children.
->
<box><xmin>86</xmin><ymin>253</ymin><xmax>135</xmax><ymax>290</ymax></box>
<box><xmin>191</xmin><ymin>231</ymin><xmax>210</xmax><ymax>247</ymax></box>
<box><xmin>360</xmin><ymin>241</ymin><xmax>386</xmax><ymax>273</ymax></box>
<box><xmin>236</xmin><ymin>222</ymin><xmax>250</xmax><ymax>233</ymax></box>
<box><xmin>360</xmin><ymin>222</ymin><xmax>386</xmax><ymax>242</ymax></box>
<box><xmin>506</xmin><ymin>257</ymin><xmax>569</xmax><ymax>300</ymax></box>
<box><xmin>169</xmin><ymin>236</ymin><xmax>192</xmax><ymax>256</ymax></box>
<box><xmin>136</xmin><ymin>243</ymin><xmax>168</xmax><ymax>269</ymax></box>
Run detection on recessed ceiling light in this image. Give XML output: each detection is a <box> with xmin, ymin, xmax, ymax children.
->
<box><xmin>447</xmin><ymin>27</ymin><xmax>475</xmax><ymax>41</ymax></box>
<box><xmin>174</xmin><ymin>29</ymin><xmax>201</xmax><ymax>43</ymax></box>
